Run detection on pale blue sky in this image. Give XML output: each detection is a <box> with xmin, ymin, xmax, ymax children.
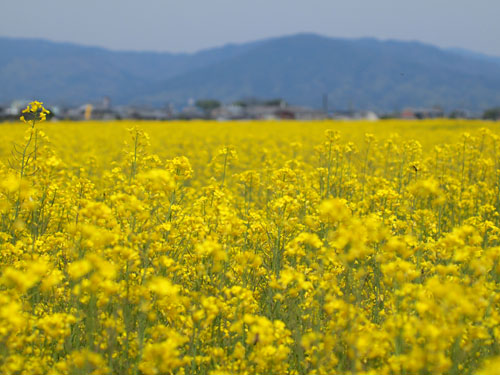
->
<box><xmin>2</xmin><ymin>0</ymin><xmax>499</xmax><ymax>56</ymax></box>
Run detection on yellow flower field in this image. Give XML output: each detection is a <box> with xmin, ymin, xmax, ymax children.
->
<box><xmin>1</xmin><ymin>113</ymin><xmax>500</xmax><ymax>374</ymax></box>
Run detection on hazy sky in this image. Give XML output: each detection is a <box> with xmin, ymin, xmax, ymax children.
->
<box><xmin>2</xmin><ymin>0</ymin><xmax>500</xmax><ymax>56</ymax></box>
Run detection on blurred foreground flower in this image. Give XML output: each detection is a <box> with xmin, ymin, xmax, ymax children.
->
<box><xmin>20</xmin><ymin>100</ymin><xmax>50</xmax><ymax>124</ymax></box>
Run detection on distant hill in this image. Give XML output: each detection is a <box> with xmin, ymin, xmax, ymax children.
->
<box><xmin>2</xmin><ymin>34</ymin><xmax>500</xmax><ymax>112</ymax></box>
<box><xmin>446</xmin><ymin>47</ymin><xmax>500</xmax><ymax>66</ymax></box>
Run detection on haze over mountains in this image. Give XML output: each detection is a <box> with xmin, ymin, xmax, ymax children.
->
<box><xmin>2</xmin><ymin>33</ymin><xmax>500</xmax><ymax>112</ymax></box>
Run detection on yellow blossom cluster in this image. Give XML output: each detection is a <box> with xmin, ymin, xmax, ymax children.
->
<box><xmin>0</xmin><ymin>114</ymin><xmax>499</xmax><ymax>374</ymax></box>
<box><xmin>20</xmin><ymin>101</ymin><xmax>50</xmax><ymax>124</ymax></box>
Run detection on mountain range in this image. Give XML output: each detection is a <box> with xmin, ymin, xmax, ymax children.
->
<box><xmin>1</xmin><ymin>33</ymin><xmax>500</xmax><ymax>112</ymax></box>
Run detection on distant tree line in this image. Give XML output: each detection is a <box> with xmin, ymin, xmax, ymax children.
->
<box><xmin>195</xmin><ymin>100</ymin><xmax>221</xmax><ymax>112</ymax></box>
<box><xmin>483</xmin><ymin>107</ymin><xmax>500</xmax><ymax>121</ymax></box>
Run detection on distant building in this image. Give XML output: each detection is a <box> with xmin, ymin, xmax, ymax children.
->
<box><xmin>102</xmin><ymin>96</ymin><xmax>111</xmax><ymax>110</ymax></box>
<box><xmin>179</xmin><ymin>105</ymin><xmax>206</xmax><ymax>119</ymax></box>
<box><xmin>120</xmin><ymin>106</ymin><xmax>174</xmax><ymax>120</ymax></box>
<box><xmin>90</xmin><ymin>97</ymin><xmax>119</xmax><ymax>120</ymax></box>
<box><xmin>276</xmin><ymin>106</ymin><xmax>327</xmax><ymax>120</ymax></box>
<box><xmin>448</xmin><ymin>109</ymin><xmax>474</xmax><ymax>119</ymax></box>
<box><xmin>65</xmin><ymin>105</ymin><xmax>89</xmax><ymax>120</ymax></box>
<box><xmin>244</xmin><ymin>105</ymin><xmax>280</xmax><ymax>120</ymax></box>
<box><xmin>400</xmin><ymin>107</ymin><xmax>444</xmax><ymax>119</ymax></box>
<box><xmin>62</xmin><ymin>97</ymin><xmax>120</xmax><ymax>120</ymax></box>
<box><xmin>331</xmin><ymin>110</ymin><xmax>378</xmax><ymax>121</ymax></box>
<box><xmin>6</xmin><ymin>100</ymin><xmax>31</xmax><ymax>116</ymax></box>
<box><xmin>241</xmin><ymin>104</ymin><xmax>326</xmax><ymax>120</ymax></box>
<box><xmin>211</xmin><ymin>105</ymin><xmax>245</xmax><ymax>120</ymax></box>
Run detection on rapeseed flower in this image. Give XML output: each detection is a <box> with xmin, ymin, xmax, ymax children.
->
<box><xmin>0</xmin><ymin>117</ymin><xmax>499</xmax><ymax>374</ymax></box>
